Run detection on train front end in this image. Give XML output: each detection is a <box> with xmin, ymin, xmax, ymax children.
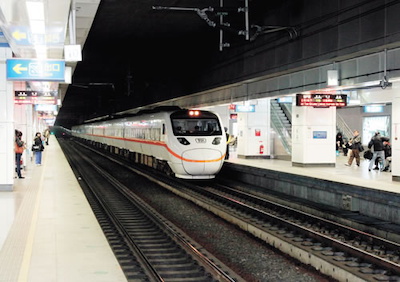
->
<box><xmin>167</xmin><ymin>110</ymin><xmax>226</xmax><ymax>179</ymax></box>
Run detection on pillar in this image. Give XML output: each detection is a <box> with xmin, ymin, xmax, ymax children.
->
<box><xmin>0</xmin><ymin>46</ymin><xmax>14</xmax><ymax>191</ymax></box>
<box><xmin>15</xmin><ymin>104</ymin><xmax>34</xmax><ymax>166</ymax></box>
<box><xmin>292</xmin><ymin>105</ymin><xmax>336</xmax><ymax>167</ymax></box>
<box><xmin>392</xmin><ymin>89</ymin><xmax>400</xmax><ymax>181</ymax></box>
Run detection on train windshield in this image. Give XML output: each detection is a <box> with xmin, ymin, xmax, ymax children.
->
<box><xmin>171</xmin><ymin>111</ymin><xmax>222</xmax><ymax>136</ymax></box>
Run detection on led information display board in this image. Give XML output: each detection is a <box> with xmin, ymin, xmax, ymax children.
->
<box><xmin>15</xmin><ymin>90</ymin><xmax>58</xmax><ymax>104</ymax></box>
<box><xmin>296</xmin><ymin>94</ymin><xmax>347</xmax><ymax>107</ymax></box>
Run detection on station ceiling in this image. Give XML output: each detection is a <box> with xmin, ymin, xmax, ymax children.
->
<box><xmin>57</xmin><ymin>0</ymin><xmax>277</xmax><ymax>127</ymax></box>
<box><xmin>3</xmin><ymin>1</ymin><xmax>394</xmax><ymax>128</ymax></box>
<box><xmin>0</xmin><ymin>0</ymin><xmax>313</xmax><ymax>128</ymax></box>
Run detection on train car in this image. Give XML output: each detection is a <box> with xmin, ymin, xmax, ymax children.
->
<box><xmin>71</xmin><ymin>107</ymin><xmax>227</xmax><ymax>179</ymax></box>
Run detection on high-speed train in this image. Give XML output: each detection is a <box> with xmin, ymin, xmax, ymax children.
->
<box><xmin>71</xmin><ymin>107</ymin><xmax>227</xmax><ymax>179</ymax></box>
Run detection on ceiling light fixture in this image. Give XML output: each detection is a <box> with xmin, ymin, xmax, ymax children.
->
<box><xmin>26</xmin><ymin>1</ymin><xmax>45</xmax><ymax>34</ymax></box>
<box><xmin>26</xmin><ymin>1</ymin><xmax>47</xmax><ymax>58</ymax></box>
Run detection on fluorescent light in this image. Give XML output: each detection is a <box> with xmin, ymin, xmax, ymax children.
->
<box><xmin>26</xmin><ymin>1</ymin><xmax>46</xmax><ymax>34</ymax></box>
<box><xmin>29</xmin><ymin>20</ymin><xmax>46</xmax><ymax>34</ymax></box>
<box><xmin>26</xmin><ymin>1</ymin><xmax>45</xmax><ymax>20</ymax></box>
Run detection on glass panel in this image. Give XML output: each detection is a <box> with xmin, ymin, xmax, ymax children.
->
<box><xmin>172</xmin><ymin>118</ymin><xmax>222</xmax><ymax>136</ymax></box>
<box><xmin>362</xmin><ymin>116</ymin><xmax>390</xmax><ymax>143</ymax></box>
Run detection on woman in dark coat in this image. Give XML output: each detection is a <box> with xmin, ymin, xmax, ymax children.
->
<box><xmin>336</xmin><ymin>132</ymin><xmax>343</xmax><ymax>153</ymax></box>
<box><xmin>15</xmin><ymin>130</ymin><xmax>25</xmax><ymax>178</ymax></box>
<box><xmin>32</xmin><ymin>132</ymin><xmax>44</xmax><ymax>165</ymax></box>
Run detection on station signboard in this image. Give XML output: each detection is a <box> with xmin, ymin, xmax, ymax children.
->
<box><xmin>0</xmin><ymin>32</ymin><xmax>9</xmax><ymax>47</ymax></box>
<box><xmin>235</xmin><ymin>105</ymin><xmax>256</xmax><ymax>112</ymax></box>
<box><xmin>7</xmin><ymin>59</ymin><xmax>65</xmax><ymax>81</ymax></box>
<box><xmin>35</xmin><ymin>104</ymin><xmax>58</xmax><ymax>112</ymax></box>
<box><xmin>313</xmin><ymin>131</ymin><xmax>327</xmax><ymax>139</ymax></box>
<box><xmin>296</xmin><ymin>94</ymin><xmax>347</xmax><ymax>108</ymax></box>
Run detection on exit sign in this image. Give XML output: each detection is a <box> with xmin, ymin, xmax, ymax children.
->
<box><xmin>7</xmin><ymin>59</ymin><xmax>65</xmax><ymax>81</ymax></box>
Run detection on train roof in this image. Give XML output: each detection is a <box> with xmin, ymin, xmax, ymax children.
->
<box><xmin>79</xmin><ymin>106</ymin><xmax>184</xmax><ymax>125</ymax></box>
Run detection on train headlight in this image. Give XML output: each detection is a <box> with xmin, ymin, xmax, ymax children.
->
<box><xmin>177</xmin><ymin>137</ymin><xmax>190</xmax><ymax>145</ymax></box>
<box><xmin>212</xmin><ymin>137</ymin><xmax>221</xmax><ymax>145</ymax></box>
<box><xmin>189</xmin><ymin>110</ymin><xmax>200</xmax><ymax>116</ymax></box>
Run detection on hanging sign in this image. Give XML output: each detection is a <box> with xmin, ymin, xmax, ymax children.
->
<box><xmin>7</xmin><ymin>59</ymin><xmax>65</xmax><ymax>81</ymax></box>
<box><xmin>235</xmin><ymin>105</ymin><xmax>255</xmax><ymax>112</ymax></box>
<box><xmin>296</xmin><ymin>94</ymin><xmax>347</xmax><ymax>107</ymax></box>
<box><xmin>14</xmin><ymin>90</ymin><xmax>58</xmax><ymax>104</ymax></box>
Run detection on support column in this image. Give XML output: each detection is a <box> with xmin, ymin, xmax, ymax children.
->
<box><xmin>15</xmin><ymin>104</ymin><xmax>34</xmax><ymax>167</ymax></box>
<box><xmin>237</xmin><ymin>100</ymin><xmax>270</xmax><ymax>158</ymax></box>
<box><xmin>292</xmin><ymin>105</ymin><xmax>336</xmax><ymax>167</ymax></box>
<box><xmin>392</xmin><ymin>90</ymin><xmax>400</xmax><ymax>181</ymax></box>
<box><xmin>0</xmin><ymin>47</ymin><xmax>14</xmax><ymax>191</ymax></box>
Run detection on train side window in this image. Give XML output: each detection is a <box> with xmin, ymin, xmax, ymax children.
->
<box><xmin>162</xmin><ymin>124</ymin><xmax>165</xmax><ymax>135</ymax></box>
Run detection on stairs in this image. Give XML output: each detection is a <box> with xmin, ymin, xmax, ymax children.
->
<box><xmin>270</xmin><ymin>99</ymin><xmax>292</xmax><ymax>155</ymax></box>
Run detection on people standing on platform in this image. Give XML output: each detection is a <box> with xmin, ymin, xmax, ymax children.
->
<box><xmin>224</xmin><ymin>127</ymin><xmax>230</xmax><ymax>160</ymax></box>
<box><xmin>382</xmin><ymin>140</ymin><xmax>392</xmax><ymax>171</ymax></box>
<box><xmin>43</xmin><ymin>128</ymin><xmax>50</xmax><ymax>145</ymax></box>
<box><xmin>342</xmin><ymin>138</ymin><xmax>351</xmax><ymax>156</ymax></box>
<box><xmin>15</xmin><ymin>129</ymin><xmax>25</xmax><ymax>179</ymax></box>
<box><xmin>32</xmin><ymin>132</ymin><xmax>45</xmax><ymax>166</ymax></box>
<box><xmin>345</xmin><ymin>130</ymin><xmax>362</xmax><ymax>167</ymax></box>
<box><xmin>336</xmin><ymin>132</ymin><xmax>343</xmax><ymax>156</ymax></box>
<box><xmin>367</xmin><ymin>131</ymin><xmax>390</xmax><ymax>172</ymax></box>
<box><xmin>372</xmin><ymin>140</ymin><xmax>392</xmax><ymax>171</ymax></box>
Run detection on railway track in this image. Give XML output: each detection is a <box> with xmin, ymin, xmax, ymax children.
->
<box><xmin>138</xmin><ymin>176</ymin><xmax>400</xmax><ymax>281</ymax></box>
<box><xmin>196</xmin><ymin>184</ymin><xmax>400</xmax><ymax>281</ymax></box>
<box><xmin>60</xmin><ymin>139</ymin><xmax>243</xmax><ymax>282</ymax></box>
<box><xmin>63</xmin><ymin>138</ymin><xmax>400</xmax><ymax>281</ymax></box>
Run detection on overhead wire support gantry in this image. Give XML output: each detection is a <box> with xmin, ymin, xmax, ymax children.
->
<box><xmin>153</xmin><ymin>1</ymin><xmax>297</xmax><ymax>51</ymax></box>
<box><xmin>152</xmin><ymin>0</ymin><xmax>250</xmax><ymax>51</ymax></box>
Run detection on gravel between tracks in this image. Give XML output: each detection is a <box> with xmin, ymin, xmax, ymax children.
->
<box><xmin>130</xmin><ymin>177</ymin><xmax>333</xmax><ymax>282</ymax></box>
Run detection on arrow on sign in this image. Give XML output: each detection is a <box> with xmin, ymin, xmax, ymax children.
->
<box><xmin>13</xmin><ymin>64</ymin><xmax>28</xmax><ymax>74</ymax></box>
<box><xmin>12</xmin><ymin>30</ymin><xmax>27</xmax><ymax>41</ymax></box>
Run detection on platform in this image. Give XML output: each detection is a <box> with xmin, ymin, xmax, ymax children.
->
<box><xmin>222</xmin><ymin>148</ymin><xmax>400</xmax><ymax>228</ymax></box>
<box><xmin>227</xmin><ymin>149</ymin><xmax>399</xmax><ymax>194</ymax></box>
<box><xmin>0</xmin><ymin>136</ymin><xmax>127</xmax><ymax>282</ymax></box>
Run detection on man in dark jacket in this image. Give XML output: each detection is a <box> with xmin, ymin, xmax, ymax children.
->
<box><xmin>367</xmin><ymin>132</ymin><xmax>390</xmax><ymax>171</ymax></box>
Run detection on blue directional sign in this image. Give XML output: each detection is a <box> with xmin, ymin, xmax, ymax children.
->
<box><xmin>0</xmin><ymin>32</ymin><xmax>10</xmax><ymax>47</ymax></box>
<box><xmin>6</xmin><ymin>59</ymin><xmax>65</xmax><ymax>81</ymax></box>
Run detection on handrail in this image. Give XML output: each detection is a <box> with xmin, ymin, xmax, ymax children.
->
<box><xmin>336</xmin><ymin>113</ymin><xmax>353</xmax><ymax>140</ymax></box>
<box><xmin>280</xmin><ymin>103</ymin><xmax>292</xmax><ymax>123</ymax></box>
<box><xmin>270</xmin><ymin>100</ymin><xmax>292</xmax><ymax>154</ymax></box>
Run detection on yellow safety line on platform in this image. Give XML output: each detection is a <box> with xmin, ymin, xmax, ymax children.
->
<box><xmin>17</xmin><ymin>154</ymin><xmax>47</xmax><ymax>282</ymax></box>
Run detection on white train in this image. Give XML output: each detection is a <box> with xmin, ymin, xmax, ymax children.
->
<box><xmin>71</xmin><ymin>107</ymin><xmax>227</xmax><ymax>179</ymax></box>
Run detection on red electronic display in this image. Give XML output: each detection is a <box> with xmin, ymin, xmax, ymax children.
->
<box><xmin>296</xmin><ymin>94</ymin><xmax>347</xmax><ymax>107</ymax></box>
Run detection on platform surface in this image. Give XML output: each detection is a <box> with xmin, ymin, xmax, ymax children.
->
<box><xmin>0</xmin><ymin>136</ymin><xmax>127</xmax><ymax>282</ymax></box>
<box><xmin>226</xmin><ymin>149</ymin><xmax>399</xmax><ymax>193</ymax></box>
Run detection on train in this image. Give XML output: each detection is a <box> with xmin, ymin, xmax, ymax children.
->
<box><xmin>71</xmin><ymin>107</ymin><xmax>227</xmax><ymax>179</ymax></box>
